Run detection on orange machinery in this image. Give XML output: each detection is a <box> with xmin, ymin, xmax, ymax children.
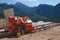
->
<box><xmin>5</xmin><ymin>16</ymin><xmax>34</xmax><ymax>35</ymax></box>
<box><xmin>8</xmin><ymin>16</ymin><xmax>15</xmax><ymax>24</ymax></box>
<box><xmin>6</xmin><ymin>16</ymin><xmax>19</xmax><ymax>35</ymax></box>
<box><xmin>24</xmin><ymin>20</ymin><xmax>34</xmax><ymax>33</ymax></box>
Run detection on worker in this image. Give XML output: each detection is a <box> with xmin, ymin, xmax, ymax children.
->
<box><xmin>17</xmin><ymin>17</ymin><xmax>24</xmax><ymax>24</ymax></box>
<box><xmin>17</xmin><ymin>16</ymin><xmax>25</xmax><ymax>35</ymax></box>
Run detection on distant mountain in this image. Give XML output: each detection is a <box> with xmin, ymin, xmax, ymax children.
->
<box><xmin>14</xmin><ymin>2</ymin><xmax>36</xmax><ymax>16</ymax></box>
<box><xmin>36</xmin><ymin>4</ymin><xmax>54</xmax><ymax>16</ymax></box>
<box><xmin>36</xmin><ymin>4</ymin><xmax>60</xmax><ymax>22</ymax></box>
<box><xmin>0</xmin><ymin>2</ymin><xmax>60</xmax><ymax>22</ymax></box>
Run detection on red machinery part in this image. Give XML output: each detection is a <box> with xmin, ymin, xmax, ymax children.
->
<box><xmin>25</xmin><ymin>23</ymin><xmax>34</xmax><ymax>32</ymax></box>
<box><xmin>7</xmin><ymin>24</ymin><xmax>19</xmax><ymax>35</ymax></box>
<box><xmin>8</xmin><ymin>16</ymin><xmax>15</xmax><ymax>24</ymax></box>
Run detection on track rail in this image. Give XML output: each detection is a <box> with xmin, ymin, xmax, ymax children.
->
<box><xmin>32</xmin><ymin>23</ymin><xmax>60</xmax><ymax>32</ymax></box>
<box><xmin>0</xmin><ymin>23</ymin><xmax>60</xmax><ymax>38</ymax></box>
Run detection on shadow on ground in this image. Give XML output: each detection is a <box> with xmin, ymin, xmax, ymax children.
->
<box><xmin>0</xmin><ymin>32</ymin><xmax>18</xmax><ymax>39</ymax></box>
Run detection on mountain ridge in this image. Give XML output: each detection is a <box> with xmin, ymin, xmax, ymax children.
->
<box><xmin>0</xmin><ymin>2</ymin><xmax>60</xmax><ymax>22</ymax></box>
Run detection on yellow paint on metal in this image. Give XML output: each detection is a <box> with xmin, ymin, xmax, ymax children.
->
<box><xmin>17</xmin><ymin>32</ymin><xmax>21</xmax><ymax>37</ymax></box>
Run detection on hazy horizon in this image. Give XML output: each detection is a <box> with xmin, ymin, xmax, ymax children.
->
<box><xmin>0</xmin><ymin>0</ymin><xmax>60</xmax><ymax>7</ymax></box>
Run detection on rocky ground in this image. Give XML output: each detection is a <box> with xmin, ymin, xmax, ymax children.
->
<box><xmin>0</xmin><ymin>25</ymin><xmax>60</xmax><ymax>40</ymax></box>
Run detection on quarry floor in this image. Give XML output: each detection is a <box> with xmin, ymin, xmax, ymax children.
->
<box><xmin>0</xmin><ymin>25</ymin><xmax>60</xmax><ymax>40</ymax></box>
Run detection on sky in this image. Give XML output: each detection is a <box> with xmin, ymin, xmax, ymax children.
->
<box><xmin>0</xmin><ymin>0</ymin><xmax>60</xmax><ymax>7</ymax></box>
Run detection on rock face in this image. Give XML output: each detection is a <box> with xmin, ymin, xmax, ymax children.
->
<box><xmin>0</xmin><ymin>25</ymin><xmax>60</xmax><ymax>40</ymax></box>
